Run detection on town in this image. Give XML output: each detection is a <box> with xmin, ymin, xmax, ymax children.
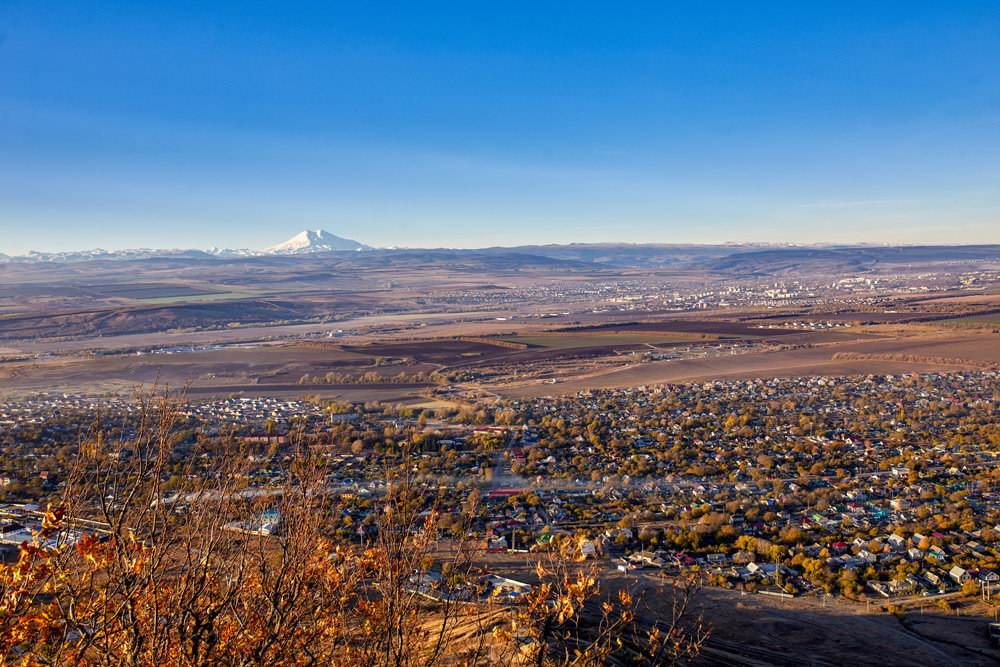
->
<box><xmin>4</xmin><ymin>369</ymin><xmax>1000</xmax><ymax>617</ymax></box>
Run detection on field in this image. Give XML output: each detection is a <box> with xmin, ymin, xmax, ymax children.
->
<box><xmin>496</xmin><ymin>332</ymin><xmax>1000</xmax><ymax>398</ymax></box>
<box><xmin>498</xmin><ymin>334</ymin><xmax>693</xmax><ymax>348</ymax></box>
<box><xmin>340</xmin><ymin>339</ymin><xmax>519</xmax><ymax>365</ymax></box>
<box><xmin>5</xmin><ymin>316</ymin><xmax>1000</xmax><ymax>403</ymax></box>
<box><xmin>76</xmin><ymin>283</ymin><xmax>226</xmax><ymax>299</ymax></box>
<box><xmin>136</xmin><ymin>292</ymin><xmax>250</xmax><ymax>304</ymax></box>
<box><xmin>0</xmin><ymin>344</ymin><xmax>431</xmax><ymax>399</ymax></box>
<box><xmin>558</xmin><ymin>319</ymin><xmax>794</xmax><ymax>337</ymax></box>
<box><xmin>0</xmin><ymin>310</ymin><xmax>527</xmax><ymax>355</ymax></box>
<box><xmin>937</xmin><ymin>313</ymin><xmax>1000</xmax><ymax>328</ymax></box>
<box><xmin>754</xmin><ymin>311</ymin><xmax>950</xmax><ymax>324</ymax></box>
<box><xmin>181</xmin><ymin>382</ymin><xmax>432</xmax><ymax>401</ymax></box>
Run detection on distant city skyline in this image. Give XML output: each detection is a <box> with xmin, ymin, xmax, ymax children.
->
<box><xmin>2</xmin><ymin>2</ymin><xmax>999</xmax><ymax>254</ymax></box>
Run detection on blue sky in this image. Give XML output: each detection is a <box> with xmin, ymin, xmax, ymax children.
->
<box><xmin>1</xmin><ymin>2</ymin><xmax>999</xmax><ymax>253</ymax></box>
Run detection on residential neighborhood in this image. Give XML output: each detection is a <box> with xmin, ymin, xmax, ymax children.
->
<box><xmin>3</xmin><ymin>370</ymin><xmax>1000</xmax><ymax>613</ymax></box>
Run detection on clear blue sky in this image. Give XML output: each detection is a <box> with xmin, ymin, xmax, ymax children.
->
<box><xmin>1</xmin><ymin>2</ymin><xmax>999</xmax><ymax>253</ymax></box>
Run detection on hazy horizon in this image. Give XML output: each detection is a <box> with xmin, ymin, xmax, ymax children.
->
<box><xmin>2</xmin><ymin>3</ymin><xmax>999</xmax><ymax>254</ymax></box>
<box><xmin>6</xmin><ymin>228</ymin><xmax>1000</xmax><ymax>258</ymax></box>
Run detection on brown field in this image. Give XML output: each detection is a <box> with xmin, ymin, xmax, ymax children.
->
<box><xmin>348</xmin><ymin>334</ymin><xmax>699</xmax><ymax>369</ymax></box>
<box><xmin>341</xmin><ymin>339</ymin><xmax>520</xmax><ymax>365</ymax></box>
<box><xmin>757</xmin><ymin>311</ymin><xmax>945</xmax><ymax>323</ymax></box>
<box><xmin>330</xmin><ymin>335</ymin><xmax>707</xmax><ymax>379</ymax></box>
<box><xmin>497</xmin><ymin>332</ymin><xmax>1000</xmax><ymax>398</ymax></box>
<box><xmin>0</xmin><ymin>344</ymin><xmax>437</xmax><ymax>399</ymax></box>
<box><xmin>742</xmin><ymin>329</ymin><xmax>886</xmax><ymax>345</ymax></box>
<box><xmin>558</xmin><ymin>319</ymin><xmax>802</xmax><ymax>337</ymax></box>
<box><xmin>903</xmin><ymin>293</ymin><xmax>1000</xmax><ymax>308</ymax></box>
<box><xmin>499</xmin><ymin>334</ymin><xmax>695</xmax><ymax>348</ymax></box>
<box><xmin>7</xmin><ymin>324</ymin><xmax>998</xmax><ymax>403</ymax></box>
<box><xmin>755</xmin><ymin>310</ymin><xmax>996</xmax><ymax>324</ymax></box>
<box><xmin>489</xmin><ymin>344</ymin><xmax>651</xmax><ymax>364</ymax></box>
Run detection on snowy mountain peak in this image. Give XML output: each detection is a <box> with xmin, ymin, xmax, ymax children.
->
<box><xmin>263</xmin><ymin>229</ymin><xmax>371</xmax><ymax>254</ymax></box>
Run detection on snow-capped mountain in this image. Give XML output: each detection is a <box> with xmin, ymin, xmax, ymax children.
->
<box><xmin>262</xmin><ymin>230</ymin><xmax>371</xmax><ymax>254</ymax></box>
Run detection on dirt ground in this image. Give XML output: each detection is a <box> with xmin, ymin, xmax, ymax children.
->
<box><xmin>341</xmin><ymin>339</ymin><xmax>517</xmax><ymax>364</ymax></box>
<box><xmin>443</xmin><ymin>550</ymin><xmax>1000</xmax><ymax>666</ymax></box>
<box><xmin>606</xmin><ymin>568</ymin><xmax>999</xmax><ymax>666</ymax></box>
<box><xmin>684</xmin><ymin>593</ymin><xmax>998</xmax><ymax>665</ymax></box>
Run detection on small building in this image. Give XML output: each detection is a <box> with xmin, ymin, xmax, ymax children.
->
<box><xmin>887</xmin><ymin>534</ymin><xmax>907</xmax><ymax>550</ymax></box>
<box><xmin>706</xmin><ymin>552</ymin><xmax>728</xmax><ymax>566</ymax></box>
<box><xmin>629</xmin><ymin>550</ymin><xmax>665</xmax><ymax>568</ymax></box>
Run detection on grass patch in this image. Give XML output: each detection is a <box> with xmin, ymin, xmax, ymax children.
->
<box><xmin>934</xmin><ymin>314</ymin><xmax>1000</xmax><ymax>329</ymax></box>
<box><xmin>136</xmin><ymin>292</ymin><xmax>251</xmax><ymax>304</ymax></box>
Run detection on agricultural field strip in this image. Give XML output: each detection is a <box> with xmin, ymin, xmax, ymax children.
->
<box><xmin>496</xmin><ymin>335</ymin><xmax>696</xmax><ymax>349</ymax></box>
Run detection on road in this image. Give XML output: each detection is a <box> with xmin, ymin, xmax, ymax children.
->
<box><xmin>490</xmin><ymin>438</ymin><xmax>515</xmax><ymax>491</ymax></box>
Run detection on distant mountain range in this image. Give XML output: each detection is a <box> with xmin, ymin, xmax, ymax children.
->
<box><xmin>3</xmin><ymin>230</ymin><xmax>999</xmax><ymax>277</ymax></box>
<box><xmin>1</xmin><ymin>229</ymin><xmax>372</xmax><ymax>263</ymax></box>
<box><xmin>0</xmin><ymin>230</ymin><xmax>854</xmax><ymax>265</ymax></box>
